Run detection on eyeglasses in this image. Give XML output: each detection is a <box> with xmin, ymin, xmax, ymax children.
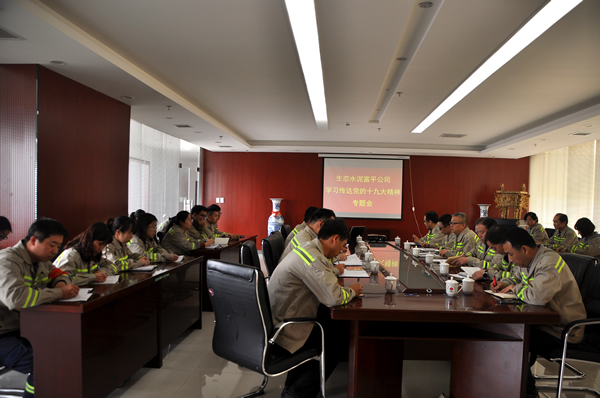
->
<box><xmin>449</xmin><ymin>222</ymin><xmax>464</xmax><ymax>225</ymax></box>
<box><xmin>199</xmin><ymin>214</ymin><xmax>207</xmax><ymax>219</ymax></box>
<box><xmin>0</xmin><ymin>234</ymin><xmax>8</xmax><ymax>241</ymax></box>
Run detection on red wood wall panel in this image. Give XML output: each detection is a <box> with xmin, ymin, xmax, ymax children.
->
<box><xmin>0</xmin><ymin>65</ymin><xmax>37</xmax><ymax>248</ymax></box>
<box><xmin>37</xmin><ymin>67</ymin><xmax>130</xmax><ymax>240</ymax></box>
<box><xmin>203</xmin><ymin>151</ymin><xmax>529</xmax><ymax>245</ymax></box>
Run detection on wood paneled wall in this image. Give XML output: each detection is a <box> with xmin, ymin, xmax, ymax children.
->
<box><xmin>0</xmin><ymin>65</ymin><xmax>37</xmax><ymax>248</ymax></box>
<box><xmin>37</xmin><ymin>67</ymin><xmax>130</xmax><ymax>239</ymax></box>
<box><xmin>203</xmin><ymin>151</ymin><xmax>529</xmax><ymax>245</ymax></box>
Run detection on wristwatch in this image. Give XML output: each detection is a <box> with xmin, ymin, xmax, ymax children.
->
<box><xmin>482</xmin><ymin>270</ymin><xmax>489</xmax><ymax>280</ymax></box>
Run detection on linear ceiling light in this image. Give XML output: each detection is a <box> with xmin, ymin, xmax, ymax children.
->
<box><xmin>284</xmin><ymin>0</ymin><xmax>328</xmax><ymax>130</ymax></box>
<box><xmin>369</xmin><ymin>0</ymin><xmax>445</xmax><ymax>124</ymax></box>
<box><xmin>412</xmin><ymin>0</ymin><xmax>583</xmax><ymax>133</ymax></box>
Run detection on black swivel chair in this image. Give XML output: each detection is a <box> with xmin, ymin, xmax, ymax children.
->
<box><xmin>537</xmin><ymin>255</ymin><xmax>600</xmax><ymax>397</ymax></box>
<box><xmin>262</xmin><ymin>231</ymin><xmax>285</xmax><ymax>277</ymax></box>
<box><xmin>545</xmin><ymin>228</ymin><xmax>555</xmax><ymax>239</ymax></box>
<box><xmin>207</xmin><ymin>260</ymin><xmax>325</xmax><ymax>398</ymax></box>
<box><xmin>240</xmin><ymin>240</ymin><xmax>261</xmax><ymax>270</ymax></box>
<box><xmin>280</xmin><ymin>224</ymin><xmax>292</xmax><ymax>242</ymax></box>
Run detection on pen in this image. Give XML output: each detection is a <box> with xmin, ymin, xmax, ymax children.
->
<box><xmin>493</xmin><ymin>276</ymin><xmax>497</xmax><ymax>287</ymax></box>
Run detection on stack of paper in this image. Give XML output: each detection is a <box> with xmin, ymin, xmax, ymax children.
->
<box><xmin>92</xmin><ymin>275</ymin><xmax>120</xmax><ymax>284</ymax></box>
<box><xmin>342</xmin><ymin>254</ymin><xmax>363</xmax><ymax>266</ymax></box>
<box><xmin>61</xmin><ymin>288</ymin><xmax>93</xmax><ymax>302</ymax></box>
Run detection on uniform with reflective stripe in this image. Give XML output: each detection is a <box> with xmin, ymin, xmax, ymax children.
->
<box><xmin>103</xmin><ymin>237</ymin><xmax>147</xmax><ymax>274</ymax></box>
<box><xmin>54</xmin><ymin>247</ymin><xmax>113</xmax><ymax>286</ymax></box>
<box><xmin>547</xmin><ymin>226</ymin><xmax>578</xmax><ymax>251</ymax></box>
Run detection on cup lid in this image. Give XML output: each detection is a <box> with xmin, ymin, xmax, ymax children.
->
<box><xmin>385</xmin><ymin>275</ymin><xmax>397</xmax><ymax>280</ymax></box>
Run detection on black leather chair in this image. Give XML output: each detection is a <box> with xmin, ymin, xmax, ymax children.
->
<box><xmin>240</xmin><ymin>240</ymin><xmax>261</xmax><ymax>270</ymax></box>
<box><xmin>262</xmin><ymin>231</ymin><xmax>285</xmax><ymax>277</ymax></box>
<box><xmin>280</xmin><ymin>224</ymin><xmax>292</xmax><ymax>242</ymax></box>
<box><xmin>0</xmin><ymin>366</ymin><xmax>25</xmax><ymax>397</ymax></box>
<box><xmin>545</xmin><ymin>227</ymin><xmax>555</xmax><ymax>238</ymax></box>
<box><xmin>207</xmin><ymin>260</ymin><xmax>325</xmax><ymax>398</ymax></box>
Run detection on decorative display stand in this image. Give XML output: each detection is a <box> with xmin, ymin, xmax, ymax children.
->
<box><xmin>494</xmin><ymin>184</ymin><xmax>530</xmax><ymax>219</ymax></box>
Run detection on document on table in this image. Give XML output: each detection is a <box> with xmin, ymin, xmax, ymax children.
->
<box><xmin>338</xmin><ymin>269</ymin><xmax>369</xmax><ymax>278</ymax></box>
<box><xmin>204</xmin><ymin>244</ymin><xmax>220</xmax><ymax>249</ymax></box>
<box><xmin>175</xmin><ymin>255</ymin><xmax>184</xmax><ymax>263</ymax></box>
<box><xmin>461</xmin><ymin>267</ymin><xmax>480</xmax><ymax>276</ymax></box>
<box><xmin>61</xmin><ymin>288</ymin><xmax>93</xmax><ymax>302</ymax></box>
<box><xmin>484</xmin><ymin>290</ymin><xmax>520</xmax><ymax>300</ymax></box>
<box><xmin>341</xmin><ymin>254</ymin><xmax>363</xmax><ymax>266</ymax></box>
<box><xmin>131</xmin><ymin>265</ymin><xmax>158</xmax><ymax>272</ymax></box>
<box><xmin>92</xmin><ymin>275</ymin><xmax>120</xmax><ymax>284</ymax></box>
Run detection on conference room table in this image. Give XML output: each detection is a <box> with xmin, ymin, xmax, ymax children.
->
<box><xmin>333</xmin><ymin>243</ymin><xmax>560</xmax><ymax>398</ymax></box>
<box><xmin>191</xmin><ymin>235</ymin><xmax>257</xmax><ymax>311</ymax></box>
<box><xmin>20</xmin><ymin>256</ymin><xmax>202</xmax><ymax>398</ymax></box>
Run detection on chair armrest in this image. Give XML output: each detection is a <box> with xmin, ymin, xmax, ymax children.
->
<box><xmin>561</xmin><ymin>317</ymin><xmax>600</xmax><ymax>342</ymax></box>
<box><xmin>269</xmin><ymin>318</ymin><xmax>320</xmax><ymax>345</ymax></box>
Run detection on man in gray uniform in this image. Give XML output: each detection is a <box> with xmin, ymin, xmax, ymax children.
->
<box><xmin>0</xmin><ymin>219</ymin><xmax>79</xmax><ymax>397</ymax></box>
<box><xmin>493</xmin><ymin>228</ymin><xmax>586</xmax><ymax>398</ymax></box>
<box><xmin>548</xmin><ymin>213</ymin><xmax>578</xmax><ymax>251</ymax></box>
<box><xmin>268</xmin><ymin>219</ymin><xmax>362</xmax><ymax>398</ymax></box>
<box><xmin>280</xmin><ymin>208</ymin><xmax>336</xmax><ymax>263</ymax></box>
<box><xmin>413</xmin><ymin>211</ymin><xmax>445</xmax><ymax>247</ymax></box>
<box><xmin>439</xmin><ymin>212</ymin><xmax>478</xmax><ymax>257</ymax></box>
<box><xmin>285</xmin><ymin>206</ymin><xmax>318</xmax><ymax>248</ymax></box>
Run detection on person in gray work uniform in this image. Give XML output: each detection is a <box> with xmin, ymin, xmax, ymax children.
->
<box><xmin>285</xmin><ymin>206</ymin><xmax>318</xmax><ymax>248</ymax></box>
<box><xmin>413</xmin><ymin>211</ymin><xmax>445</xmax><ymax>248</ymax></box>
<box><xmin>547</xmin><ymin>213</ymin><xmax>578</xmax><ymax>252</ymax></box>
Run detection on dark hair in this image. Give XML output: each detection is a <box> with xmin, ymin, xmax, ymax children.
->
<box><xmin>424</xmin><ymin>211</ymin><xmax>439</xmax><ymax>223</ymax></box>
<box><xmin>475</xmin><ymin>217</ymin><xmax>497</xmax><ymax>231</ymax></box>
<box><xmin>130</xmin><ymin>209</ymin><xmax>146</xmax><ymax>220</ymax></box>
<box><xmin>303</xmin><ymin>206</ymin><xmax>319</xmax><ymax>223</ymax></box>
<box><xmin>485</xmin><ymin>225</ymin><xmax>508</xmax><ymax>245</ymax></box>
<box><xmin>452</xmin><ymin>212</ymin><xmax>468</xmax><ymax>225</ymax></box>
<box><xmin>309</xmin><ymin>208</ymin><xmax>336</xmax><ymax>224</ymax></box>
<box><xmin>25</xmin><ymin>218</ymin><xmax>68</xmax><ymax>242</ymax></box>
<box><xmin>555</xmin><ymin>213</ymin><xmax>568</xmax><ymax>224</ymax></box>
<box><xmin>191</xmin><ymin>205</ymin><xmax>207</xmax><ymax>215</ymax></box>
<box><xmin>574</xmin><ymin>217</ymin><xmax>595</xmax><ymax>238</ymax></box>
<box><xmin>500</xmin><ymin>227</ymin><xmax>536</xmax><ymax>250</ymax></box>
<box><xmin>318</xmin><ymin>219</ymin><xmax>349</xmax><ymax>241</ymax></box>
<box><xmin>66</xmin><ymin>222</ymin><xmax>112</xmax><ymax>262</ymax></box>
<box><xmin>0</xmin><ymin>216</ymin><xmax>11</xmax><ymax>232</ymax></box>
<box><xmin>207</xmin><ymin>204</ymin><xmax>221</xmax><ymax>214</ymax></box>
<box><xmin>135</xmin><ymin>213</ymin><xmax>159</xmax><ymax>241</ymax></box>
<box><xmin>106</xmin><ymin>216</ymin><xmax>135</xmax><ymax>236</ymax></box>
<box><xmin>523</xmin><ymin>212</ymin><xmax>538</xmax><ymax>222</ymax></box>
<box><xmin>438</xmin><ymin>214</ymin><xmax>452</xmax><ymax>227</ymax></box>
<box><xmin>166</xmin><ymin>211</ymin><xmax>191</xmax><ymax>231</ymax></box>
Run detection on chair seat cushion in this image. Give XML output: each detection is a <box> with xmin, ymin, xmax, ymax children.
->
<box><xmin>265</xmin><ymin>346</ymin><xmax>321</xmax><ymax>375</ymax></box>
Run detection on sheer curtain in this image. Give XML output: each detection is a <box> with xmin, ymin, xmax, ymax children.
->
<box><xmin>129</xmin><ymin>120</ymin><xmax>200</xmax><ymax>222</ymax></box>
<box><xmin>530</xmin><ymin>140</ymin><xmax>599</xmax><ymax>229</ymax></box>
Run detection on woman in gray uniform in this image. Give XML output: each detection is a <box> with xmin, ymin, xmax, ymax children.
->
<box><xmin>129</xmin><ymin>213</ymin><xmax>178</xmax><ymax>262</ymax></box>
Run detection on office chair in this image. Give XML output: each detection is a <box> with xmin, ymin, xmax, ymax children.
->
<box><xmin>280</xmin><ymin>224</ymin><xmax>292</xmax><ymax>242</ymax></box>
<box><xmin>240</xmin><ymin>240</ymin><xmax>261</xmax><ymax>270</ymax></box>
<box><xmin>0</xmin><ymin>366</ymin><xmax>25</xmax><ymax>397</ymax></box>
<box><xmin>262</xmin><ymin>231</ymin><xmax>284</xmax><ymax>277</ymax></box>
<box><xmin>207</xmin><ymin>260</ymin><xmax>325</xmax><ymax>398</ymax></box>
<box><xmin>545</xmin><ymin>228</ymin><xmax>555</xmax><ymax>239</ymax></box>
<box><xmin>537</xmin><ymin>256</ymin><xmax>600</xmax><ymax>397</ymax></box>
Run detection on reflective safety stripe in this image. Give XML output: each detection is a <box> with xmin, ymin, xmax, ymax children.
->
<box><xmin>75</xmin><ymin>268</ymin><xmax>90</xmax><ymax>273</ymax></box>
<box><xmin>110</xmin><ymin>263</ymin><xmax>118</xmax><ymax>273</ymax></box>
<box><xmin>555</xmin><ymin>258</ymin><xmax>565</xmax><ymax>273</ymax></box>
<box><xmin>23</xmin><ymin>287</ymin><xmax>34</xmax><ymax>307</ymax></box>
<box><xmin>119</xmin><ymin>255</ymin><xmax>129</xmax><ymax>271</ymax></box>
<box><xmin>293</xmin><ymin>247</ymin><xmax>315</xmax><ymax>266</ymax></box>
<box><xmin>291</xmin><ymin>237</ymin><xmax>300</xmax><ymax>248</ymax></box>
<box><xmin>341</xmin><ymin>289</ymin><xmax>349</xmax><ymax>305</ymax></box>
<box><xmin>26</xmin><ymin>381</ymin><xmax>34</xmax><ymax>394</ymax></box>
<box><xmin>517</xmin><ymin>286</ymin><xmax>528</xmax><ymax>300</ymax></box>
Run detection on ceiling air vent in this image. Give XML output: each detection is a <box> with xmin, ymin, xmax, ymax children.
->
<box><xmin>174</xmin><ymin>124</ymin><xmax>192</xmax><ymax>128</ymax></box>
<box><xmin>440</xmin><ymin>133</ymin><xmax>467</xmax><ymax>138</ymax></box>
<box><xmin>0</xmin><ymin>27</ymin><xmax>24</xmax><ymax>40</ymax></box>
<box><xmin>570</xmin><ymin>132</ymin><xmax>592</xmax><ymax>136</ymax></box>
<box><xmin>218</xmin><ymin>145</ymin><xmax>232</xmax><ymax>148</ymax></box>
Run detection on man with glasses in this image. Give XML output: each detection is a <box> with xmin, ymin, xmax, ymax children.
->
<box><xmin>436</xmin><ymin>214</ymin><xmax>455</xmax><ymax>249</ymax></box>
<box><xmin>439</xmin><ymin>212</ymin><xmax>478</xmax><ymax>258</ymax></box>
<box><xmin>188</xmin><ymin>205</ymin><xmax>210</xmax><ymax>241</ymax></box>
<box><xmin>206</xmin><ymin>204</ymin><xmax>239</xmax><ymax>240</ymax></box>
<box><xmin>413</xmin><ymin>211</ymin><xmax>445</xmax><ymax>248</ymax></box>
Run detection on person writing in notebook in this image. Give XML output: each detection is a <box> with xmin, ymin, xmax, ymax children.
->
<box><xmin>103</xmin><ymin>216</ymin><xmax>150</xmax><ymax>273</ymax></box>
<box><xmin>491</xmin><ymin>227</ymin><xmax>585</xmax><ymax>398</ymax></box>
<box><xmin>161</xmin><ymin>211</ymin><xmax>214</xmax><ymax>255</ymax></box>
<box><xmin>0</xmin><ymin>219</ymin><xmax>79</xmax><ymax>397</ymax></box>
<box><xmin>128</xmin><ymin>213</ymin><xmax>178</xmax><ymax>262</ymax></box>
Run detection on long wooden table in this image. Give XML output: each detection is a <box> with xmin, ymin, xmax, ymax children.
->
<box><xmin>333</xmin><ymin>244</ymin><xmax>559</xmax><ymax>398</ymax></box>
<box><xmin>191</xmin><ymin>235</ymin><xmax>257</xmax><ymax>311</ymax></box>
<box><xmin>20</xmin><ymin>256</ymin><xmax>202</xmax><ymax>398</ymax></box>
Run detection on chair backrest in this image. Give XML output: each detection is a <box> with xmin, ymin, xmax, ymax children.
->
<box><xmin>207</xmin><ymin>260</ymin><xmax>273</xmax><ymax>374</ymax></box>
<box><xmin>281</xmin><ymin>224</ymin><xmax>292</xmax><ymax>242</ymax></box>
<box><xmin>262</xmin><ymin>231</ymin><xmax>284</xmax><ymax>276</ymax></box>
<box><xmin>560</xmin><ymin>253</ymin><xmax>596</xmax><ymax>289</ymax></box>
<box><xmin>545</xmin><ymin>228</ymin><xmax>555</xmax><ymax>238</ymax></box>
<box><xmin>240</xmin><ymin>240</ymin><xmax>261</xmax><ymax>270</ymax></box>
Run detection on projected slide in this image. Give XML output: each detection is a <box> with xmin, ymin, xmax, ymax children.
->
<box><xmin>323</xmin><ymin>158</ymin><xmax>403</xmax><ymax>219</ymax></box>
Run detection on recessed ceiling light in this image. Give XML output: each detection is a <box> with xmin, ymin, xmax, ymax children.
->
<box><xmin>49</xmin><ymin>60</ymin><xmax>67</xmax><ymax>66</ymax></box>
<box><xmin>120</xmin><ymin>96</ymin><xmax>134</xmax><ymax>100</ymax></box>
<box><xmin>174</xmin><ymin>124</ymin><xmax>192</xmax><ymax>128</ymax></box>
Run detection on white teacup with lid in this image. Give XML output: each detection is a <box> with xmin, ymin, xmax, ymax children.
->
<box><xmin>425</xmin><ymin>253</ymin><xmax>434</xmax><ymax>264</ymax></box>
<box><xmin>385</xmin><ymin>275</ymin><xmax>398</xmax><ymax>292</ymax></box>
<box><xmin>404</xmin><ymin>241</ymin><xmax>411</xmax><ymax>251</ymax></box>
<box><xmin>462</xmin><ymin>276</ymin><xmax>475</xmax><ymax>295</ymax></box>
<box><xmin>445</xmin><ymin>276</ymin><xmax>462</xmax><ymax>297</ymax></box>
<box><xmin>395</xmin><ymin>236</ymin><xmax>401</xmax><ymax>246</ymax></box>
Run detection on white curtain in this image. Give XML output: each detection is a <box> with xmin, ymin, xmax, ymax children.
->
<box><xmin>530</xmin><ymin>140</ymin><xmax>599</xmax><ymax>229</ymax></box>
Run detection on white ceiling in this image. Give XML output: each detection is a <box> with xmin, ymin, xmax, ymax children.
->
<box><xmin>1</xmin><ymin>0</ymin><xmax>599</xmax><ymax>159</ymax></box>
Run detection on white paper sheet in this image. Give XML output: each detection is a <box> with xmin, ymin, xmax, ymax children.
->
<box><xmin>341</xmin><ymin>254</ymin><xmax>363</xmax><ymax>266</ymax></box>
<box><xmin>338</xmin><ymin>269</ymin><xmax>369</xmax><ymax>278</ymax></box>
<box><xmin>92</xmin><ymin>275</ymin><xmax>120</xmax><ymax>284</ymax></box>
<box><xmin>61</xmin><ymin>288</ymin><xmax>93</xmax><ymax>302</ymax></box>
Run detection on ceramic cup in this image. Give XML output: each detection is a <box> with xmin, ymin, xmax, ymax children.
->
<box><xmin>412</xmin><ymin>247</ymin><xmax>420</xmax><ymax>256</ymax></box>
<box><xmin>395</xmin><ymin>236</ymin><xmax>401</xmax><ymax>246</ymax></box>
<box><xmin>369</xmin><ymin>260</ymin><xmax>379</xmax><ymax>274</ymax></box>
<box><xmin>445</xmin><ymin>277</ymin><xmax>462</xmax><ymax>297</ymax></box>
<box><xmin>439</xmin><ymin>262</ymin><xmax>449</xmax><ymax>276</ymax></box>
<box><xmin>385</xmin><ymin>275</ymin><xmax>398</xmax><ymax>292</ymax></box>
<box><xmin>425</xmin><ymin>253</ymin><xmax>434</xmax><ymax>264</ymax></box>
<box><xmin>404</xmin><ymin>242</ymin><xmax>411</xmax><ymax>251</ymax></box>
<box><xmin>462</xmin><ymin>277</ymin><xmax>475</xmax><ymax>295</ymax></box>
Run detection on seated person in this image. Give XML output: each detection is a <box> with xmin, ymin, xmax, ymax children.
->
<box><xmin>439</xmin><ymin>212</ymin><xmax>477</xmax><ymax>258</ymax></box>
<box><xmin>451</xmin><ymin>217</ymin><xmax>497</xmax><ymax>267</ymax></box>
<box><xmin>187</xmin><ymin>205</ymin><xmax>210</xmax><ymax>241</ymax></box>
<box><xmin>54</xmin><ymin>222</ymin><xmax>113</xmax><ymax>285</ymax></box>
<box><xmin>413</xmin><ymin>211</ymin><xmax>445</xmax><ymax>248</ymax></box>
<box><xmin>559</xmin><ymin>217</ymin><xmax>600</xmax><ymax>259</ymax></box>
<box><xmin>268</xmin><ymin>219</ymin><xmax>363</xmax><ymax>398</ymax></box>
<box><xmin>129</xmin><ymin>209</ymin><xmax>146</xmax><ymax>222</ymax></box>
<box><xmin>436</xmin><ymin>214</ymin><xmax>455</xmax><ymax>249</ymax></box>
<box><xmin>471</xmin><ymin>225</ymin><xmax>513</xmax><ymax>281</ymax></box>
<box><xmin>0</xmin><ymin>216</ymin><xmax>11</xmax><ymax>248</ymax></box>
<box><xmin>129</xmin><ymin>213</ymin><xmax>178</xmax><ymax>262</ymax></box>
<box><xmin>161</xmin><ymin>211</ymin><xmax>214</xmax><ymax>255</ymax></box>
<box><xmin>286</xmin><ymin>206</ymin><xmax>318</xmax><ymax>248</ymax></box>
<box><xmin>492</xmin><ymin>227</ymin><xmax>586</xmax><ymax>398</ymax></box>
<box><xmin>547</xmin><ymin>213</ymin><xmax>578</xmax><ymax>251</ymax></box>
<box><xmin>205</xmin><ymin>204</ymin><xmax>239</xmax><ymax>240</ymax></box>
<box><xmin>103</xmin><ymin>216</ymin><xmax>151</xmax><ymax>273</ymax></box>
<box><xmin>523</xmin><ymin>212</ymin><xmax>549</xmax><ymax>245</ymax></box>
<box><xmin>279</xmin><ymin>208</ymin><xmax>347</xmax><ymax>271</ymax></box>
<box><xmin>0</xmin><ymin>219</ymin><xmax>79</xmax><ymax>398</ymax></box>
